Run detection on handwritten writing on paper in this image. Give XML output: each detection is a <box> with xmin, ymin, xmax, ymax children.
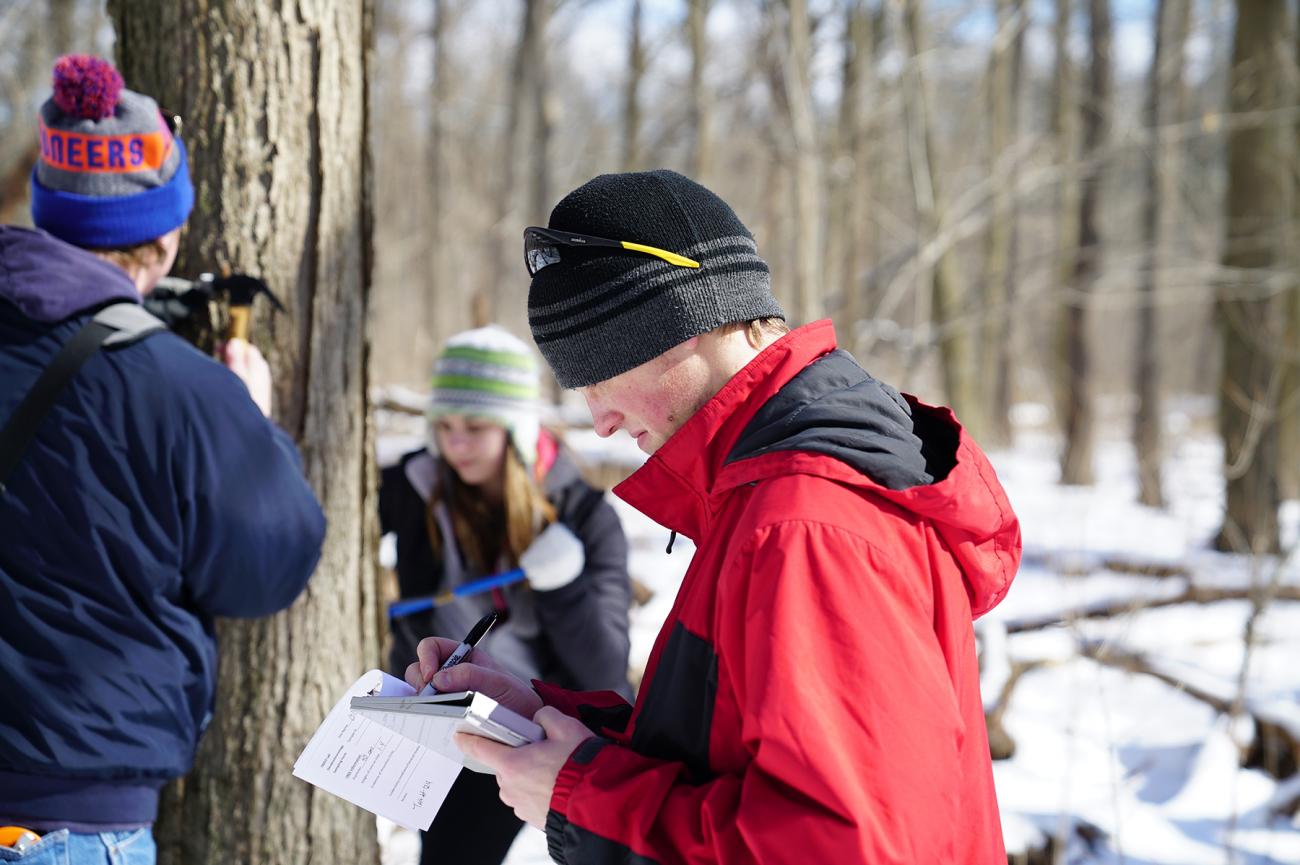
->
<box><xmin>293</xmin><ymin>670</ymin><xmax>462</xmax><ymax>832</ymax></box>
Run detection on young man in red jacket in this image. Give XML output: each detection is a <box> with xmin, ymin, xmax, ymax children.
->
<box><xmin>407</xmin><ymin>170</ymin><xmax>1021</xmax><ymax>864</ymax></box>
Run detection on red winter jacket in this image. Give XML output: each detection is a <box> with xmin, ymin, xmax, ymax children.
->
<box><xmin>536</xmin><ymin>320</ymin><xmax>1020</xmax><ymax>864</ymax></box>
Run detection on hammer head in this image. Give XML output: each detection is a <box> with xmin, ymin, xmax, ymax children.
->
<box><xmin>208</xmin><ymin>273</ymin><xmax>285</xmax><ymax>311</ymax></box>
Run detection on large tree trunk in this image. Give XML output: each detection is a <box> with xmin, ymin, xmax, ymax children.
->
<box><xmin>979</xmin><ymin>0</ymin><xmax>1024</xmax><ymax>449</ymax></box>
<box><xmin>782</xmin><ymin>0</ymin><xmax>823</xmax><ymax>325</ymax></box>
<box><xmin>1133</xmin><ymin>0</ymin><xmax>1191</xmax><ymax>509</ymax></box>
<box><xmin>1215</xmin><ymin>0</ymin><xmax>1296</xmax><ymax>554</ymax></box>
<box><xmin>1059</xmin><ymin>0</ymin><xmax>1111</xmax><ymax>486</ymax></box>
<box><xmin>687</xmin><ymin>0</ymin><xmax>713</xmax><ymax>182</ymax></box>
<box><xmin>897</xmin><ymin>0</ymin><xmax>978</xmax><ymax>434</ymax></box>
<box><xmin>110</xmin><ymin>3</ymin><xmax>381</xmax><ymax>863</ymax></box>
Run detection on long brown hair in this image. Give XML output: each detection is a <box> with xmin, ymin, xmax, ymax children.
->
<box><xmin>426</xmin><ymin>440</ymin><xmax>557</xmax><ymax>573</ymax></box>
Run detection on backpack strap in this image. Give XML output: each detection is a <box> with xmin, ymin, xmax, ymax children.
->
<box><xmin>0</xmin><ymin>302</ymin><xmax>166</xmax><ymax>493</ymax></box>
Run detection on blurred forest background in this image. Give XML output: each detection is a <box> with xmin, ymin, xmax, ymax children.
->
<box><xmin>3</xmin><ymin>0</ymin><xmax>1297</xmax><ymax>548</ymax></box>
<box><xmin>2</xmin><ymin>1</ymin><xmax>1299</xmax><ymax>863</ymax></box>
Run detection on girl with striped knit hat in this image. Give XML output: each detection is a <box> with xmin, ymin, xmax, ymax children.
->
<box><xmin>378</xmin><ymin>325</ymin><xmax>632</xmax><ymax>865</ymax></box>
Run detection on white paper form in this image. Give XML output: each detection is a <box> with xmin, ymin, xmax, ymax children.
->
<box><xmin>357</xmin><ymin>700</ymin><xmax>513</xmax><ymax>774</ymax></box>
<box><xmin>293</xmin><ymin>670</ymin><xmax>462</xmax><ymax>831</ymax></box>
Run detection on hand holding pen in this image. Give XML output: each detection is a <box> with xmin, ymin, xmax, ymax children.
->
<box><xmin>418</xmin><ymin>611</ymin><xmax>498</xmax><ymax>696</ymax></box>
<box><xmin>405</xmin><ymin>615</ymin><xmax>544</xmax><ymax>719</ymax></box>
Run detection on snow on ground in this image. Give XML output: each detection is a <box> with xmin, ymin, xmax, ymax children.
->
<box><xmin>978</xmin><ymin>408</ymin><xmax>1300</xmax><ymax>864</ymax></box>
<box><xmin>375</xmin><ymin>399</ymin><xmax>1300</xmax><ymax>864</ymax></box>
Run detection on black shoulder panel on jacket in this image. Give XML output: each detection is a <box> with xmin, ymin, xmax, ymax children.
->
<box><xmin>726</xmin><ymin>348</ymin><xmax>950</xmax><ymax>488</ymax></box>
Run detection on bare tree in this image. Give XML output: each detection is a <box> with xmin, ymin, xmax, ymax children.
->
<box><xmin>1284</xmin><ymin>6</ymin><xmax>1300</xmax><ymax>503</ymax></box>
<box><xmin>781</xmin><ymin>0</ymin><xmax>823</xmax><ymax>325</ymax></box>
<box><xmin>528</xmin><ymin>0</ymin><xmax>555</xmax><ymax>233</ymax></box>
<box><xmin>687</xmin><ymin>0</ymin><xmax>713</xmax><ymax>182</ymax></box>
<box><xmin>1049</xmin><ymin>0</ymin><xmax>1078</xmax><ymax>464</ymax></box>
<box><xmin>895</xmin><ymin>0</ymin><xmax>979</xmax><ymax>433</ymax></box>
<box><xmin>979</xmin><ymin>0</ymin><xmax>1025</xmax><ymax>449</ymax></box>
<box><xmin>828</xmin><ymin>0</ymin><xmax>876</xmax><ymax>340</ymax></box>
<box><xmin>483</xmin><ymin>0</ymin><xmax>543</xmax><ymax>328</ymax></box>
<box><xmin>1133</xmin><ymin>0</ymin><xmax>1192</xmax><ymax>508</ymax></box>
<box><xmin>109</xmin><ymin>2</ymin><xmax>382</xmax><ymax>862</ymax></box>
<box><xmin>1059</xmin><ymin>0</ymin><xmax>1111</xmax><ymax>486</ymax></box>
<box><xmin>1215</xmin><ymin>0</ymin><xmax>1296</xmax><ymax>554</ymax></box>
<box><xmin>429</xmin><ymin>0</ymin><xmax>456</xmax><ymax>350</ymax></box>
<box><xmin>0</xmin><ymin>0</ymin><xmax>82</xmax><ymax>222</ymax></box>
<box><xmin>622</xmin><ymin>0</ymin><xmax>645</xmax><ymax>172</ymax></box>
<box><xmin>49</xmin><ymin>0</ymin><xmax>77</xmax><ymax>59</ymax></box>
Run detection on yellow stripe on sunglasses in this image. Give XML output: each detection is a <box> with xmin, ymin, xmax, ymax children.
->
<box><xmin>618</xmin><ymin>241</ymin><xmax>700</xmax><ymax>269</ymax></box>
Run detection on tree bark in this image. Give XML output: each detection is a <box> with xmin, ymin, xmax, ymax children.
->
<box><xmin>1133</xmin><ymin>0</ymin><xmax>1191</xmax><ymax>509</ymax></box>
<box><xmin>782</xmin><ymin>0</ymin><xmax>823</xmax><ymax>325</ymax></box>
<box><xmin>429</xmin><ymin>0</ymin><xmax>453</xmax><ymax>349</ymax></box>
<box><xmin>829</xmin><ymin>0</ymin><xmax>874</xmax><ymax>341</ymax></box>
<box><xmin>1050</xmin><ymin>0</ymin><xmax>1078</xmax><ymax>461</ymax></box>
<box><xmin>1215</xmin><ymin>0</ymin><xmax>1295</xmax><ymax>554</ymax></box>
<box><xmin>897</xmin><ymin>0</ymin><xmax>978</xmax><ymax>434</ymax></box>
<box><xmin>48</xmin><ymin>0</ymin><xmax>77</xmax><ymax>56</ymax></box>
<box><xmin>980</xmin><ymin>0</ymin><xmax>1024</xmax><ymax>449</ymax></box>
<box><xmin>109</xmin><ymin>3</ymin><xmax>381</xmax><ymax>863</ymax></box>
<box><xmin>621</xmin><ymin>0</ymin><xmax>645</xmax><ymax>172</ymax></box>
<box><xmin>687</xmin><ymin>0</ymin><xmax>713</xmax><ymax>182</ymax></box>
<box><xmin>482</xmin><ymin>0</ymin><xmax>539</xmax><ymax>327</ymax></box>
<box><xmin>1059</xmin><ymin>0</ymin><xmax>1111</xmax><ymax>486</ymax></box>
<box><xmin>1283</xmin><ymin>4</ymin><xmax>1300</xmax><ymax>503</ymax></box>
<box><xmin>0</xmin><ymin>0</ymin><xmax>75</xmax><ymax>221</ymax></box>
<box><xmin>528</xmin><ymin>0</ymin><xmax>555</xmax><ymax>229</ymax></box>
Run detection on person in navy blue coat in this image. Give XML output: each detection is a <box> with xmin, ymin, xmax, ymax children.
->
<box><xmin>0</xmin><ymin>57</ymin><xmax>325</xmax><ymax>865</ymax></box>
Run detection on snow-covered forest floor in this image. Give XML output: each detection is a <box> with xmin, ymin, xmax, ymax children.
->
<box><xmin>376</xmin><ymin>397</ymin><xmax>1300</xmax><ymax>865</ymax></box>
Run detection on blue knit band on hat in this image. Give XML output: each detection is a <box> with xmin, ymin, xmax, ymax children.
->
<box><xmin>30</xmin><ymin>139</ymin><xmax>194</xmax><ymax>249</ymax></box>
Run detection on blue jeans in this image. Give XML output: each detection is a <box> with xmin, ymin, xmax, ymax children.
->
<box><xmin>0</xmin><ymin>829</ymin><xmax>155</xmax><ymax>865</ymax></box>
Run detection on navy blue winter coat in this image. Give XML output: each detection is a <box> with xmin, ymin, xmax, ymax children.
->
<box><xmin>0</xmin><ymin>226</ymin><xmax>325</xmax><ymax>829</ymax></box>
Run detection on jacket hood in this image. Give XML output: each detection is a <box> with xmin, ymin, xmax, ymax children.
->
<box><xmin>725</xmin><ymin>348</ymin><xmax>941</xmax><ymax>490</ymax></box>
<box><xmin>0</xmin><ymin>225</ymin><xmax>139</xmax><ymax>323</ymax></box>
<box><xmin>615</xmin><ymin>320</ymin><xmax>1019</xmax><ymax>618</ymax></box>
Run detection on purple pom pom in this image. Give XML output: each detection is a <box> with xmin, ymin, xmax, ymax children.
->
<box><xmin>51</xmin><ymin>55</ymin><xmax>124</xmax><ymax>120</ymax></box>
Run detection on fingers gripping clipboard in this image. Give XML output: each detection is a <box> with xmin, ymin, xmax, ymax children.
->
<box><xmin>350</xmin><ymin>690</ymin><xmax>544</xmax><ymax>774</ymax></box>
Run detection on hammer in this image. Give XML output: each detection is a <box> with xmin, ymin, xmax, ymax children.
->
<box><xmin>213</xmin><ymin>273</ymin><xmax>285</xmax><ymax>341</ymax></box>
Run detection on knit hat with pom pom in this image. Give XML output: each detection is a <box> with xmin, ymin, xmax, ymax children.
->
<box><xmin>30</xmin><ymin>55</ymin><xmax>193</xmax><ymax>249</ymax></box>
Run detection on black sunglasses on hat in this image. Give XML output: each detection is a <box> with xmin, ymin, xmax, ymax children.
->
<box><xmin>523</xmin><ymin>226</ymin><xmax>700</xmax><ymax>277</ymax></box>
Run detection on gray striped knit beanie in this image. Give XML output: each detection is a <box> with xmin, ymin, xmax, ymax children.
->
<box><xmin>430</xmin><ymin>326</ymin><xmax>541</xmax><ymax>468</ymax></box>
<box><xmin>31</xmin><ymin>55</ymin><xmax>193</xmax><ymax>249</ymax></box>
<box><xmin>527</xmin><ymin>170</ymin><xmax>784</xmax><ymax>389</ymax></box>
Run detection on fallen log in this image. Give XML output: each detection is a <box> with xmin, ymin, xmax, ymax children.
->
<box><xmin>1080</xmin><ymin>640</ymin><xmax>1300</xmax><ymax>781</ymax></box>
<box><xmin>1006</xmin><ymin>584</ymin><xmax>1300</xmax><ymax>634</ymax></box>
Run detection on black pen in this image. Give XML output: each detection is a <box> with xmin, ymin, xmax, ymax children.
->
<box><xmin>418</xmin><ymin>611</ymin><xmax>498</xmax><ymax>696</ymax></box>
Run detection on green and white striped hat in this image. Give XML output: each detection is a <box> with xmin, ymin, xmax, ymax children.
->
<box><xmin>430</xmin><ymin>326</ymin><xmax>541</xmax><ymax>467</ymax></box>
